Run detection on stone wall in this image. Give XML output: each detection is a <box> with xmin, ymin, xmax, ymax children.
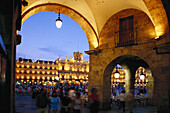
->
<box><xmin>88</xmin><ymin>8</ymin><xmax>170</xmax><ymax>112</ymax></box>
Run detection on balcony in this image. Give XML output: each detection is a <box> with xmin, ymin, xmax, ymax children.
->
<box><xmin>115</xmin><ymin>27</ymin><xmax>137</xmax><ymax>47</ymax></box>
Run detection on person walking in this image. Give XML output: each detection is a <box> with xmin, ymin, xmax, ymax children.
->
<box><xmin>119</xmin><ymin>90</ymin><xmax>126</xmax><ymax>112</ymax></box>
<box><xmin>68</xmin><ymin>87</ymin><xmax>76</xmax><ymax>101</ymax></box>
<box><xmin>72</xmin><ymin>92</ymin><xmax>82</xmax><ymax>113</ymax></box>
<box><xmin>82</xmin><ymin>92</ymin><xmax>87</xmax><ymax>107</ymax></box>
<box><xmin>49</xmin><ymin>90</ymin><xmax>61</xmax><ymax>113</ymax></box>
<box><xmin>61</xmin><ymin>92</ymin><xmax>72</xmax><ymax>113</ymax></box>
<box><xmin>89</xmin><ymin>88</ymin><xmax>100</xmax><ymax>113</ymax></box>
<box><xmin>126</xmin><ymin>90</ymin><xmax>134</xmax><ymax>113</ymax></box>
<box><xmin>36</xmin><ymin>88</ymin><xmax>49</xmax><ymax>113</ymax></box>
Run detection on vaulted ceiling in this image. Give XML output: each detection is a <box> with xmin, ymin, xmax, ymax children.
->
<box><xmin>22</xmin><ymin>0</ymin><xmax>155</xmax><ymax>35</ymax></box>
<box><xmin>22</xmin><ymin>0</ymin><xmax>168</xmax><ymax>49</ymax></box>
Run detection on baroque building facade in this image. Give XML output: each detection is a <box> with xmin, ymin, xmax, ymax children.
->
<box><xmin>16</xmin><ymin>52</ymin><xmax>89</xmax><ymax>87</ymax></box>
<box><xmin>16</xmin><ymin>51</ymin><xmax>148</xmax><ymax>88</ymax></box>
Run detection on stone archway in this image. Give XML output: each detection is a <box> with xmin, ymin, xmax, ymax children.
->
<box><xmin>21</xmin><ymin>3</ymin><xmax>98</xmax><ymax>50</ymax></box>
<box><xmin>103</xmin><ymin>55</ymin><xmax>154</xmax><ymax>109</ymax></box>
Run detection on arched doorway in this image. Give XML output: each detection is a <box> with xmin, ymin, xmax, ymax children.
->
<box><xmin>103</xmin><ymin>55</ymin><xmax>154</xmax><ymax>109</ymax></box>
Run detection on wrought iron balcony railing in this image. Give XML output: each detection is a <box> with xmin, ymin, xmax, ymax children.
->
<box><xmin>115</xmin><ymin>27</ymin><xmax>138</xmax><ymax>47</ymax></box>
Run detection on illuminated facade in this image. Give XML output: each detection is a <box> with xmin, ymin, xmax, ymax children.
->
<box><xmin>16</xmin><ymin>52</ymin><xmax>89</xmax><ymax>86</ymax></box>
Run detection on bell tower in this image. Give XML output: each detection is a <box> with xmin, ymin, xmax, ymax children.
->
<box><xmin>73</xmin><ymin>52</ymin><xmax>83</xmax><ymax>61</ymax></box>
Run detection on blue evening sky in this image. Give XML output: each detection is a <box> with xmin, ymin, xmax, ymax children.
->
<box><xmin>17</xmin><ymin>11</ymin><xmax>89</xmax><ymax>61</ymax></box>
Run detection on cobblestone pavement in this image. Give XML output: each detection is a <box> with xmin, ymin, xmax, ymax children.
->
<box><xmin>15</xmin><ymin>95</ymin><xmax>157</xmax><ymax>113</ymax></box>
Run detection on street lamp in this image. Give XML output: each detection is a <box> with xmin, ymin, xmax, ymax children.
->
<box><xmin>56</xmin><ymin>9</ymin><xmax>62</xmax><ymax>28</ymax></box>
<box><xmin>55</xmin><ymin>76</ymin><xmax>59</xmax><ymax>81</ymax></box>
<box><xmin>140</xmin><ymin>70</ymin><xmax>145</xmax><ymax>80</ymax></box>
<box><xmin>114</xmin><ymin>68</ymin><xmax>120</xmax><ymax>78</ymax></box>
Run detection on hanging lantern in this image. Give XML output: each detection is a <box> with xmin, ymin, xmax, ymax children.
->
<box><xmin>140</xmin><ymin>70</ymin><xmax>145</xmax><ymax>80</ymax></box>
<box><xmin>56</xmin><ymin>9</ymin><xmax>62</xmax><ymax>28</ymax></box>
<box><xmin>114</xmin><ymin>69</ymin><xmax>120</xmax><ymax>78</ymax></box>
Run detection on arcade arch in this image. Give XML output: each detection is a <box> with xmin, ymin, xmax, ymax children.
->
<box><xmin>22</xmin><ymin>0</ymin><xmax>169</xmax><ymax>41</ymax></box>
<box><xmin>103</xmin><ymin>55</ymin><xmax>154</xmax><ymax>109</ymax></box>
<box><xmin>21</xmin><ymin>3</ymin><xmax>98</xmax><ymax>50</ymax></box>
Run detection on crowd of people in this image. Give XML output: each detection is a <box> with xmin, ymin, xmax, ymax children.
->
<box><xmin>111</xmin><ymin>85</ymin><xmax>149</xmax><ymax>112</ymax></box>
<box><xmin>16</xmin><ymin>85</ymin><xmax>89</xmax><ymax>113</ymax></box>
<box><xmin>34</xmin><ymin>86</ymin><xmax>100</xmax><ymax>113</ymax></box>
<box><xmin>15</xmin><ymin>84</ymin><xmax>149</xmax><ymax>113</ymax></box>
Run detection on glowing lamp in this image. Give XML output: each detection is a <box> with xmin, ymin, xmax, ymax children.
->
<box><xmin>114</xmin><ymin>69</ymin><xmax>120</xmax><ymax>78</ymax></box>
<box><xmin>56</xmin><ymin>10</ymin><xmax>62</xmax><ymax>28</ymax></box>
<box><xmin>55</xmin><ymin>76</ymin><xmax>59</xmax><ymax>80</ymax></box>
<box><xmin>140</xmin><ymin>71</ymin><xmax>145</xmax><ymax>80</ymax></box>
<box><xmin>155</xmin><ymin>36</ymin><xmax>159</xmax><ymax>39</ymax></box>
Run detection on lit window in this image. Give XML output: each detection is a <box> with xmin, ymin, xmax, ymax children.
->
<box><xmin>47</xmin><ymin>71</ymin><xmax>50</xmax><ymax>74</ymax></box>
<box><xmin>21</xmin><ymin>70</ymin><xmax>24</xmax><ymax>73</ymax></box>
<box><xmin>21</xmin><ymin>76</ymin><xmax>24</xmax><ymax>79</ymax></box>
<box><xmin>56</xmin><ymin>71</ymin><xmax>58</xmax><ymax>75</ymax></box>
<box><xmin>52</xmin><ymin>77</ymin><xmax>54</xmax><ymax>80</ymax></box>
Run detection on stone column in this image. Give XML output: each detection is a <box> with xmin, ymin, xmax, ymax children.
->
<box><xmin>151</xmin><ymin>59</ymin><xmax>170</xmax><ymax>113</ymax></box>
<box><xmin>88</xmin><ymin>54</ymin><xmax>107</xmax><ymax>110</ymax></box>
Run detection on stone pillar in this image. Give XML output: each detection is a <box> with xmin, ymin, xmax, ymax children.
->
<box><xmin>151</xmin><ymin>59</ymin><xmax>170</xmax><ymax>113</ymax></box>
<box><xmin>123</xmin><ymin>60</ymin><xmax>139</xmax><ymax>93</ymax></box>
<box><xmin>88</xmin><ymin>54</ymin><xmax>107</xmax><ymax>110</ymax></box>
<box><xmin>146</xmin><ymin>69</ymin><xmax>154</xmax><ymax>104</ymax></box>
<box><xmin>121</xmin><ymin>65</ymin><xmax>131</xmax><ymax>93</ymax></box>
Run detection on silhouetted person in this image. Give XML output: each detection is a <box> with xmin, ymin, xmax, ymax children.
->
<box><xmin>49</xmin><ymin>90</ymin><xmax>60</xmax><ymax>113</ymax></box>
<box><xmin>119</xmin><ymin>90</ymin><xmax>126</xmax><ymax>112</ymax></box>
<box><xmin>36</xmin><ymin>88</ymin><xmax>48</xmax><ymax>113</ymax></box>
<box><xmin>61</xmin><ymin>92</ymin><xmax>72</xmax><ymax>113</ymax></box>
<box><xmin>89</xmin><ymin>88</ymin><xmax>100</xmax><ymax>113</ymax></box>
<box><xmin>72</xmin><ymin>92</ymin><xmax>82</xmax><ymax>113</ymax></box>
<box><xmin>126</xmin><ymin>90</ymin><xmax>134</xmax><ymax>113</ymax></box>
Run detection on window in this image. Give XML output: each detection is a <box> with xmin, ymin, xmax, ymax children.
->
<box><xmin>118</xmin><ymin>15</ymin><xmax>134</xmax><ymax>46</ymax></box>
<box><xmin>62</xmin><ymin>66</ymin><xmax>64</xmax><ymax>70</ymax></box>
<box><xmin>62</xmin><ymin>75</ymin><xmax>64</xmax><ymax>80</ymax></box>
